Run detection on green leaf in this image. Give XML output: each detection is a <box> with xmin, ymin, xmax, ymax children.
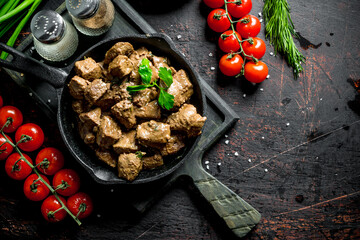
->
<box><xmin>158</xmin><ymin>89</ymin><xmax>174</xmax><ymax>110</ymax></box>
<box><xmin>159</xmin><ymin>67</ymin><xmax>173</xmax><ymax>87</ymax></box>
<box><xmin>126</xmin><ymin>85</ymin><xmax>149</xmax><ymax>93</ymax></box>
<box><xmin>138</xmin><ymin>58</ymin><xmax>152</xmax><ymax>85</ymax></box>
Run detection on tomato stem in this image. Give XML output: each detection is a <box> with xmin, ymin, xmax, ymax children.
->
<box><xmin>0</xmin><ymin>117</ymin><xmax>13</xmax><ymax>132</ymax></box>
<box><xmin>76</xmin><ymin>203</ymin><xmax>87</xmax><ymax>218</ymax></box>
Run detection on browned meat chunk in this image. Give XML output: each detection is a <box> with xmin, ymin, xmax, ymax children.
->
<box><xmin>108</xmin><ymin>55</ymin><xmax>134</xmax><ymax>79</ymax></box>
<box><xmin>135</xmin><ymin>100</ymin><xmax>161</xmax><ymax>119</ymax></box>
<box><xmin>72</xmin><ymin>100</ymin><xmax>86</xmax><ymax>114</ymax></box>
<box><xmin>96</xmin><ymin>115</ymin><xmax>122</xmax><ymax>149</ymax></box>
<box><xmin>111</xmin><ymin>100</ymin><xmax>136</xmax><ymax>129</ymax></box>
<box><xmin>167</xmin><ymin>104</ymin><xmax>206</xmax><ymax>137</ymax></box>
<box><xmin>113</xmin><ymin>130</ymin><xmax>139</xmax><ymax>154</ymax></box>
<box><xmin>84</xmin><ymin>79</ymin><xmax>110</xmax><ymax>104</ymax></box>
<box><xmin>74</xmin><ymin>58</ymin><xmax>102</xmax><ymax>80</ymax></box>
<box><xmin>79</xmin><ymin>107</ymin><xmax>101</xmax><ymax>127</ymax></box>
<box><xmin>129</xmin><ymin>47</ymin><xmax>151</xmax><ymax>67</ymax></box>
<box><xmin>117</xmin><ymin>153</ymin><xmax>142</xmax><ymax>181</ymax></box>
<box><xmin>78</xmin><ymin>122</ymin><xmax>95</xmax><ymax>145</ymax></box>
<box><xmin>104</xmin><ymin>42</ymin><xmax>134</xmax><ymax>64</ymax></box>
<box><xmin>142</xmin><ymin>154</ymin><xmax>164</xmax><ymax>170</ymax></box>
<box><xmin>68</xmin><ymin>76</ymin><xmax>89</xmax><ymax>99</ymax></box>
<box><xmin>132</xmin><ymin>87</ymin><xmax>158</xmax><ymax>107</ymax></box>
<box><xmin>136</xmin><ymin>120</ymin><xmax>171</xmax><ymax>145</ymax></box>
<box><xmin>152</xmin><ymin>56</ymin><xmax>170</xmax><ymax>70</ymax></box>
<box><xmin>167</xmin><ymin>70</ymin><xmax>193</xmax><ymax>108</ymax></box>
<box><xmin>94</xmin><ymin>89</ymin><xmax>119</xmax><ymax>111</ymax></box>
<box><xmin>159</xmin><ymin>135</ymin><xmax>185</xmax><ymax>156</ymax></box>
<box><xmin>95</xmin><ymin>149</ymin><xmax>117</xmax><ymax>168</ymax></box>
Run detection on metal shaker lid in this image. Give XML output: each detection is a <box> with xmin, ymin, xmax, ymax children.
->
<box><xmin>30</xmin><ymin>10</ymin><xmax>65</xmax><ymax>44</ymax></box>
<box><xmin>66</xmin><ymin>0</ymin><xmax>100</xmax><ymax>19</ymax></box>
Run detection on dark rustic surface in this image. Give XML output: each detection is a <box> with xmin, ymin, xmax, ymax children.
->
<box><xmin>1</xmin><ymin>0</ymin><xmax>360</xmax><ymax>239</ymax></box>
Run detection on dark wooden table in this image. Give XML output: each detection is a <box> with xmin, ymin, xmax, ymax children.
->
<box><xmin>1</xmin><ymin>0</ymin><xmax>360</xmax><ymax>239</ymax></box>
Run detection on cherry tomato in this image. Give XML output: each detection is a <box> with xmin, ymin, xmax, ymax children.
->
<box><xmin>244</xmin><ymin>61</ymin><xmax>269</xmax><ymax>83</ymax></box>
<box><xmin>41</xmin><ymin>195</ymin><xmax>67</xmax><ymax>222</ymax></box>
<box><xmin>0</xmin><ymin>95</ymin><xmax>3</xmax><ymax>108</ymax></box>
<box><xmin>0</xmin><ymin>134</ymin><xmax>14</xmax><ymax>161</ymax></box>
<box><xmin>236</xmin><ymin>15</ymin><xmax>261</xmax><ymax>39</ymax></box>
<box><xmin>242</xmin><ymin>37</ymin><xmax>266</xmax><ymax>60</ymax></box>
<box><xmin>36</xmin><ymin>147</ymin><xmax>65</xmax><ymax>175</ymax></box>
<box><xmin>0</xmin><ymin>106</ymin><xmax>23</xmax><ymax>133</ymax></box>
<box><xmin>15</xmin><ymin>123</ymin><xmax>44</xmax><ymax>152</ymax></box>
<box><xmin>218</xmin><ymin>30</ymin><xmax>242</xmax><ymax>53</ymax></box>
<box><xmin>203</xmin><ymin>0</ymin><xmax>224</xmax><ymax>8</ymax></box>
<box><xmin>227</xmin><ymin>0</ymin><xmax>252</xmax><ymax>19</ymax></box>
<box><xmin>67</xmin><ymin>192</ymin><xmax>93</xmax><ymax>219</ymax></box>
<box><xmin>53</xmin><ymin>169</ymin><xmax>81</xmax><ymax>197</ymax></box>
<box><xmin>219</xmin><ymin>54</ymin><xmax>244</xmax><ymax>77</ymax></box>
<box><xmin>23</xmin><ymin>174</ymin><xmax>50</xmax><ymax>201</ymax></box>
<box><xmin>207</xmin><ymin>9</ymin><xmax>231</xmax><ymax>33</ymax></box>
<box><xmin>5</xmin><ymin>153</ymin><xmax>33</xmax><ymax>180</ymax></box>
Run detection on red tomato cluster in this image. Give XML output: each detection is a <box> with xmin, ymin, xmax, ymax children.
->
<box><xmin>0</xmin><ymin>96</ymin><xmax>93</xmax><ymax>223</ymax></box>
<box><xmin>204</xmin><ymin>0</ymin><xmax>268</xmax><ymax>83</ymax></box>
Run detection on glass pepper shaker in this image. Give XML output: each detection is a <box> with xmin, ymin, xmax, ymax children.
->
<box><xmin>66</xmin><ymin>0</ymin><xmax>115</xmax><ymax>36</ymax></box>
<box><xmin>30</xmin><ymin>10</ymin><xmax>79</xmax><ymax>62</ymax></box>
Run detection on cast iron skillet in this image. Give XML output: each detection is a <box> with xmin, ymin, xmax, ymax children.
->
<box><xmin>0</xmin><ymin>33</ymin><xmax>206</xmax><ymax>184</ymax></box>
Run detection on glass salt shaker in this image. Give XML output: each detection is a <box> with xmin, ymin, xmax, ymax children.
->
<box><xmin>66</xmin><ymin>0</ymin><xmax>115</xmax><ymax>36</ymax></box>
<box><xmin>30</xmin><ymin>10</ymin><xmax>79</xmax><ymax>62</ymax></box>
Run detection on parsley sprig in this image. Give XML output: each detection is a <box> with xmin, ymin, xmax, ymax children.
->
<box><xmin>127</xmin><ymin>58</ymin><xmax>175</xmax><ymax>110</ymax></box>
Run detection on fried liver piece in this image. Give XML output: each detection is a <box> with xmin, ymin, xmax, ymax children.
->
<box><xmin>108</xmin><ymin>55</ymin><xmax>134</xmax><ymax>79</ymax></box>
<box><xmin>117</xmin><ymin>153</ymin><xmax>143</xmax><ymax>181</ymax></box>
<box><xmin>159</xmin><ymin>134</ymin><xmax>185</xmax><ymax>156</ymax></box>
<box><xmin>135</xmin><ymin>100</ymin><xmax>161</xmax><ymax>120</ymax></box>
<box><xmin>68</xmin><ymin>76</ymin><xmax>89</xmax><ymax>99</ymax></box>
<box><xmin>167</xmin><ymin>104</ymin><xmax>206</xmax><ymax>137</ymax></box>
<box><xmin>75</xmin><ymin>58</ymin><xmax>103</xmax><ymax>80</ymax></box>
<box><xmin>72</xmin><ymin>100</ymin><xmax>86</xmax><ymax>114</ymax></box>
<box><xmin>78</xmin><ymin>122</ymin><xmax>95</xmax><ymax>145</ymax></box>
<box><xmin>79</xmin><ymin>107</ymin><xmax>101</xmax><ymax>128</ymax></box>
<box><xmin>104</xmin><ymin>42</ymin><xmax>134</xmax><ymax>64</ymax></box>
<box><xmin>95</xmin><ymin>148</ymin><xmax>117</xmax><ymax>168</ymax></box>
<box><xmin>142</xmin><ymin>154</ymin><xmax>164</xmax><ymax>170</ymax></box>
<box><xmin>151</xmin><ymin>56</ymin><xmax>170</xmax><ymax>70</ymax></box>
<box><xmin>166</xmin><ymin>69</ymin><xmax>193</xmax><ymax>108</ymax></box>
<box><xmin>84</xmin><ymin>79</ymin><xmax>110</xmax><ymax>104</ymax></box>
<box><xmin>96</xmin><ymin>115</ymin><xmax>122</xmax><ymax>149</ymax></box>
<box><xmin>132</xmin><ymin>87</ymin><xmax>158</xmax><ymax>107</ymax></box>
<box><xmin>113</xmin><ymin>130</ymin><xmax>139</xmax><ymax>154</ymax></box>
<box><xmin>111</xmin><ymin>100</ymin><xmax>136</xmax><ymax>129</ymax></box>
<box><xmin>136</xmin><ymin>120</ymin><xmax>171</xmax><ymax>145</ymax></box>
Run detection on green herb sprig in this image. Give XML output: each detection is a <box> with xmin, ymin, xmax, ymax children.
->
<box><xmin>263</xmin><ymin>0</ymin><xmax>305</xmax><ymax>78</ymax></box>
<box><xmin>127</xmin><ymin>58</ymin><xmax>175</xmax><ymax>110</ymax></box>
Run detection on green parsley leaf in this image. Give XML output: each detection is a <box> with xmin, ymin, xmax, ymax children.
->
<box><xmin>158</xmin><ymin>89</ymin><xmax>174</xmax><ymax>110</ymax></box>
<box><xmin>159</xmin><ymin>67</ymin><xmax>173</xmax><ymax>87</ymax></box>
<box><xmin>138</xmin><ymin>58</ymin><xmax>152</xmax><ymax>85</ymax></box>
<box><xmin>127</xmin><ymin>85</ymin><xmax>149</xmax><ymax>93</ymax></box>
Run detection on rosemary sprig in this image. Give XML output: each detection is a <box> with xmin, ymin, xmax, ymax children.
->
<box><xmin>263</xmin><ymin>0</ymin><xmax>305</xmax><ymax>78</ymax></box>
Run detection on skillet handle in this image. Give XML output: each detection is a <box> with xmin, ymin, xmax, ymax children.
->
<box><xmin>0</xmin><ymin>43</ymin><xmax>68</xmax><ymax>88</ymax></box>
<box><xmin>185</xmin><ymin>162</ymin><xmax>261</xmax><ymax>238</ymax></box>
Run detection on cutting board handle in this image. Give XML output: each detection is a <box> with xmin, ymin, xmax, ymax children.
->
<box><xmin>186</xmin><ymin>163</ymin><xmax>261</xmax><ymax>238</ymax></box>
<box><xmin>0</xmin><ymin>43</ymin><xmax>68</xmax><ymax>88</ymax></box>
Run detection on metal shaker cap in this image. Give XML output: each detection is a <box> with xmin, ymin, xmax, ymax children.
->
<box><xmin>30</xmin><ymin>10</ymin><xmax>65</xmax><ymax>44</ymax></box>
<box><xmin>66</xmin><ymin>0</ymin><xmax>100</xmax><ymax>19</ymax></box>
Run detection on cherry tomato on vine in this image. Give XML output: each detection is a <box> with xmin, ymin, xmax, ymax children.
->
<box><xmin>203</xmin><ymin>0</ymin><xmax>224</xmax><ymax>8</ymax></box>
<box><xmin>23</xmin><ymin>173</ymin><xmax>50</xmax><ymax>201</ymax></box>
<box><xmin>67</xmin><ymin>192</ymin><xmax>93</xmax><ymax>219</ymax></box>
<box><xmin>219</xmin><ymin>54</ymin><xmax>244</xmax><ymax>77</ymax></box>
<box><xmin>35</xmin><ymin>147</ymin><xmax>64</xmax><ymax>175</ymax></box>
<box><xmin>218</xmin><ymin>30</ymin><xmax>242</xmax><ymax>53</ymax></box>
<box><xmin>244</xmin><ymin>61</ymin><xmax>269</xmax><ymax>83</ymax></box>
<box><xmin>242</xmin><ymin>37</ymin><xmax>266</xmax><ymax>60</ymax></box>
<box><xmin>15</xmin><ymin>123</ymin><xmax>44</xmax><ymax>152</ymax></box>
<box><xmin>236</xmin><ymin>15</ymin><xmax>261</xmax><ymax>39</ymax></box>
<box><xmin>53</xmin><ymin>169</ymin><xmax>81</xmax><ymax>197</ymax></box>
<box><xmin>0</xmin><ymin>106</ymin><xmax>23</xmax><ymax>133</ymax></box>
<box><xmin>227</xmin><ymin>0</ymin><xmax>252</xmax><ymax>19</ymax></box>
<box><xmin>207</xmin><ymin>9</ymin><xmax>231</xmax><ymax>33</ymax></box>
<box><xmin>41</xmin><ymin>195</ymin><xmax>67</xmax><ymax>222</ymax></box>
<box><xmin>5</xmin><ymin>153</ymin><xmax>33</xmax><ymax>180</ymax></box>
<box><xmin>0</xmin><ymin>134</ymin><xmax>14</xmax><ymax>161</ymax></box>
<box><xmin>0</xmin><ymin>95</ymin><xmax>3</xmax><ymax>108</ymax></box>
